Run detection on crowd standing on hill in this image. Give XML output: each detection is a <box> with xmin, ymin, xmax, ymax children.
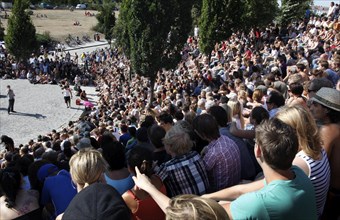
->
<box><xmin>1</xmin><ymin>7</ymin><xmax>340</xmax><ymax>220</ymax></box>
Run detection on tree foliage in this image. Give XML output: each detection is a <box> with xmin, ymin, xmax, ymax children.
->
<box><xmin>5</xmin><ymin>0</ymin><xmax>38</xmax><ymax>62</ymax></box>
<box><xmin>191</xmin><ymin>0</ymin><xmax>202</xmax><ymax>27</ymax></box>
<box><xmin>278</xmin><ymin>0</ymin><xmax>312</xmax><ymax>25</ymax></box>
<box><xmin>199</xmin><ymin>0</ymin><xmax>244</xmax><ymax>56</ymax></box>
<box><xmin>242</xmin><ymin>0</ymin><xmax>278</xmax><ymax>30</ymax></box>
<box><xmin>115</xmin><ymin>0</ymin><xmax>195</xmax><ymax>102</ymax></box>
<box><xmin>114</xmin><ymin>0</ymin><xmax>132</xmax><ymax>58</ymax></box>
<box><xmin>95</xmin><ymin>0</ymin><xmax>116</xmax><ymax>44</ymax></box>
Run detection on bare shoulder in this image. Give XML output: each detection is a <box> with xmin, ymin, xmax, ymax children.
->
<box><xmin>320</xmin><ymin>123</ymin><xmax>340</xmax><ymax>138</ymax></box>
<box><xmin>320</xmin><ymin>123</ymin><xmax>340</xmax><ymax>155</ymax></box>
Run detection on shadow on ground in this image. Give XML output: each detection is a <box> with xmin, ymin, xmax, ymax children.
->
<box><xmin>0</xmin><ymin>108</ymin><xmax>46</xmax><ymax>119</ymax></box>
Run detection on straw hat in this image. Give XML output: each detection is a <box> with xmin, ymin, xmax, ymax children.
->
<box><xmin>310</xmin><ymin>88</ymin><xmax>340</xmax><ymax>112</ymax></box>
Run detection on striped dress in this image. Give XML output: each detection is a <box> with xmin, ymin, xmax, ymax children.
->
<box><xmin>296</xmin><ymin>148</ymin><xmax>330</xmax><ymax>218</ymax></box>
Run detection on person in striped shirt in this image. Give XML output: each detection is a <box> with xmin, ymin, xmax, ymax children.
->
<box><xmin>276</xmin><ymin>105</ymin><xmax>330</xmax><ymax>218</ymax></box>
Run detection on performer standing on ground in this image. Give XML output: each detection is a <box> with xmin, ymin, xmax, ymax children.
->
<box><xmin>63</xmin><ymin>85</ymin><xmax>73</xmax><ymax>108</ymax></box>
<box><xmin>7</xmin><ymin>85</ymin><xmax>15</xmax><ymax>115</ymax></box>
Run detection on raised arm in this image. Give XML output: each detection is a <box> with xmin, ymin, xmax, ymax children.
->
<box><xmin>229</xmin><ymin>122</ymin><xmax>255</xmax><ymax>139</ymax></box>
<box><xmin>132</xmin><ymin>167</ymin><xmax>170</xmax><ymax>213</ymax></box>
<box><xmin>202</xmin><ymin>179</ymin><xmax>264</xmax><ymax>201</ymax></box>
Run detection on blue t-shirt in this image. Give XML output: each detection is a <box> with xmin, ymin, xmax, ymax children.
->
<box><xmin>40</xmin><ymin>170</ymin><xmax>77</xmax><ymax>217</ymax></box>
<box><xmin>104</xmin><ymin>173</ymin><xmax>134</xmax><ymax>195</ymax></box>
<box><xmin>231</xmin><ymin>166</ymin><xmax>317</xmax><ymax>220</ymax></box>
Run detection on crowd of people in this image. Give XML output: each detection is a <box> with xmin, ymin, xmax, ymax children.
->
<box><xmin>0</xmin><ymin>49</ymin><xmax>89</xmax><ymax>85</ymax></box>
<box><xmin>1</xmin><ymin>5</ymin><xmax>340</xmax><ymax>220</ymax></box>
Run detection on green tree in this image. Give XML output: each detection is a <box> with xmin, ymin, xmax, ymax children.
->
<box><xmin>114</xmin><ymin>0</ymin><xmax>131</xmax><ymax>57</ymax></box>
<box><xmin>5</xmin><ymin>0</ymin><xmax>38</xmax><ymax>62</ymax></box>
<box><xmin>95</xmin><ymin>0</ymin><xmax>116</xmax><ymax>46</ymax></box>
<box><xmin>199</xmin><ymin>0</ymin><xmax>244</xmax><ymax>59</ymax></box>
<box><xmin>242</xmin><ymin>0</ymin><xmax>278</xmax><ymax>30</ymax></box>
<box><xmin>191</xmin><ymin>0</ymin><xmax>202</xmax><ymax>27</ymax></box>
<box><xmin>278</xmin><ymin>0</ymin><xmax>312</xmax><ymax>25</ymax></box>
<box><xmin>115</xmin><ymin>0</ymin><xmax>195</xmax><ymax>103</ymax></box>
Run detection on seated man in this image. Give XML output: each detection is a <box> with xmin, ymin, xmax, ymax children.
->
<box><xmin>203</xmin><ymin>118</ymin><xmax>317</xmax><ymax>219</ymax></box>
<box><xmin>309</xmin><ymin>87</ymin><xmax>340</xmax><ymax>219</ymax></box>
<box><xmin>39</xmin><ymin>163</ymin><xmax>77</xmax><ymax>219</ymax></box>
<box><xmin>208</xmin><ymin>105</ymin><xmax>256</xmax><ymax>181</ymax></box>
<box><xmin>193</xmin><ymin>114</ymin><xmax>241</xmax><ymax>192</ymax></box>
<box><xmin>156</xmin><ymin>124</ymin><xmax>209</xmax><ymax>197</ymax></box>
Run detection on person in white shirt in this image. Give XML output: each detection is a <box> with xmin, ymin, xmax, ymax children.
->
<box><xmin>63</xmin><ymin>85</ymin><xmax>73</xmax><ymax>108</ymax></box>
<box><xmin>327</xmin><ymin>2</ymin><xmax>336</xmax><ymax>18</ymax></box>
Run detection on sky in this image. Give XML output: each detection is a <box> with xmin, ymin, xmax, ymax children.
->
<box><xmin>313</xmin><ymin>0</ymin><xmax>336</xmax><ymax>7</ymax></box>
<box><xmin>278</xmin><ymin>0</ymin><xmax>335</xmax><ymax>7</ymax></box>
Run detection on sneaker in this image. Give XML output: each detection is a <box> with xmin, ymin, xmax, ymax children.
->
<box><xmin>11</xmin><ymin>111</ymin><xmax>16</xmax><ymax>113</ymax></box>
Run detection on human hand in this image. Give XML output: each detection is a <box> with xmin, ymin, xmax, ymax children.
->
<box><xmin>201</xmin><ymin>194</ymin><xmax>211</xmax><ymax>199</ymax></box>
<box><xmin>132</xmin><ymin>167</ymin><xmax>154</xmax><ymax>192</ymax></box>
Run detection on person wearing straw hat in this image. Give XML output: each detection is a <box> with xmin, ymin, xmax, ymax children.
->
<box><xmin>309</xmin><ymin>87</ymin><xmax>340</xmax><ymax>220</ymax></box>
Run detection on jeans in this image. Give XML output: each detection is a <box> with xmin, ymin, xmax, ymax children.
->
<box><xmin>8</xmin><ymin>99</ymin><xmax>14</xmax><ymax>113</ymax></box>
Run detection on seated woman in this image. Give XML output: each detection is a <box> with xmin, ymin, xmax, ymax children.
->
<box><xmin>228</xmin><ymin>100</ymin><xmax>245</xmax><ymax>129</ymax></box>
<box><xmin>286</xmin><ymin>82</ymin><xmax>308</xmax><ymax>109</ymax></box>
<box><xmin>101</xmin><ymin>141</ymin><xmax>134</xmax><ymax>195</ymax></box>
<box><xmin>246</xmin><ymin>89</ymin><xmax>264</xmax><ymax>110</ymax></box>
<box><xmin>132</xmin><ymin>166</ymin><xmax>229</xmax><ymax>220</ymax></box>
<box><xmin>80</xmin><ymin>89</ymin><xmax>88</xmax><ymax>101</ymax></box>
<box><xmin>276</xmin><ymin>105</ymin><xmax>330</xmax><ymax>218</ymax></box>
<box><xmin>57</xmin><ymin>148</ymin><xmax>130</xmax><ymax>220</ymax></box>
<box><xmin>0</xmin><ymin>167</ymin><xmax>41</xmax><ymax>220</ymax></box>
<box><xmin>122</xmin><ymin>147</ymin><xmax>166</xmax><ymax>220</ymax></box>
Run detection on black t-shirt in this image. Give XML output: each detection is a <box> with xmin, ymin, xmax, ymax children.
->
<box><xmin>153</xmin><ymin>150</ymin><xmax>171</xmax><ymax>166</ymax></box>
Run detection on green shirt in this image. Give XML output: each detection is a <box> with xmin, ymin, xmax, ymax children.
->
<box><xmin>231</xmin><ymin>166</ymin><xmax>317</xmax><ymax>220</ymax></box>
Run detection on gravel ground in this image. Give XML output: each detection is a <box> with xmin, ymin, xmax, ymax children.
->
<box><xmin>0</xmin><ymin>79</ymin><xmax>98</xmax><ymax>149</ymax></box>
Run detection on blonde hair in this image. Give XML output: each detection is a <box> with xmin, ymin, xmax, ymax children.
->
<box><xmin>238</xmin><ymin>89</ymin><xmax>247</xmax><ymax>101</ymax></box>
<box><xmin>276</xmin><ymin>105</ymin><xmax>322</xmax><ymax>159</ymax></box>
<box><xmin>69</xmin><ymin>148</ymin><xmax>108</xmax><ymax>186</ymax></box>
<box><xmin>166</xmin><ymin>194</ymin><xmax>229</xmax><ymax>220</ymax></box>
<box><xmin>227</xmin><ymin>100</ymin><xmax>245</xmax><ymax>129</ymax></box>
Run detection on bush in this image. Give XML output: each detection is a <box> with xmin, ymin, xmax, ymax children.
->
<box><xmin>36</xmin><ymin>31</ymin><xmax>54</xmax><ymax>48</ymax></box>
<box><xmin>87</xmin><ymin>4</ymin><xmax>98</xmax><ymax>10</ymax></box>
<box><xmin>25</xmin><ymin>9</ymin><xmax>33</xmax><ymax>15</ymax></box>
